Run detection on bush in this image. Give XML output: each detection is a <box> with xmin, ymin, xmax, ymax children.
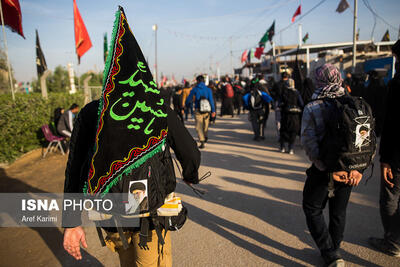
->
<box><xmin>0</xmin><ymin>92</ymin><xmax>84</xmax><ymax>163</ymax></box>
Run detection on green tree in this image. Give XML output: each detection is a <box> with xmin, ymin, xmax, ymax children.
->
<box><xmin>80</xmin><ymin>71</ymin><xmax>103</xmax><ymax>86</ymax></box>
<box><xmin>46</xmin><ymin>65</ymin><xmax>69</xmax><ymax>92</ymax></box>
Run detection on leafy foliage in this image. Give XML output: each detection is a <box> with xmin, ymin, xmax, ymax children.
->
<box><xmin>0</xmin><ymin>92</ymin><xmax>84</xmax><ymax>163</ymax></box>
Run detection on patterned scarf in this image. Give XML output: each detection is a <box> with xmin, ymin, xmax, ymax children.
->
<box><xmin>312</xmin><ymin>63</ymin><xmax>345</xmax><ymax>99</ymax></box>
<box><xmin>85</xmin><ymin>7</ymin><xmax>168</xmax><ymax>196</ymax></box>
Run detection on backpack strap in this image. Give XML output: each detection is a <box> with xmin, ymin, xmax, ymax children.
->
<box><xmin>139</xmin><ymin>217</ymin><xmax>150</xmax><ymax>249</ymax></box>
<box><xmin>94</xmin><ymin>221</ymin><xmax>106</xmax><ymax>247</ymax></box>
<box><xmin>152</xmin><ymin>217</ymin><xmax>166</xmax><ymax>246</ymax></box>
<box><xmin>113</xmin><ymin>215</ymin><xmax>130</xmax><ymax>250</ymax></box>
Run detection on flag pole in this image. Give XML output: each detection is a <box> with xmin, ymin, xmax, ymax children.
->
<box><xmin>152</xmin><ymin>24</ymin><xmax>158</xmax><ymax>86</ymax></box>
<box><xmin>0</xmin><ymin>2</ymin><xmax>15</xmax><ymax>101</ymax></box>
<box><xmin>352</xmin><ymin>0</ymin><xmax>358</xmax><ymax>72</ymax></box>
<box><xmin>298</xmin><ymin>24</ymin><xmax>302</xmax><ymax>48</ymax></box>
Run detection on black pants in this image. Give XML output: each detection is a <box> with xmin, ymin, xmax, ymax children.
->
<box><xmin>380</xmin><ymin>164</ymin><xmax>400</xmax><ymax>246</ymax></box>
<box><xmin>302</xmin><ymin>165</ymin><xmax>352</xmax><ymax>255</ymax></box>
<box><xmin>249</xmin><ymin>109</ymin><xmax>267</xmax><ymax>138</ymax></box>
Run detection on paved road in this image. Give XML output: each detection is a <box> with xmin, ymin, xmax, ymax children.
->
<box><xmin>171</xmin><ymin>111</ymin><xmax>399</xmax><ymax>267</ymax></box>
<box><xmin>0</xmin><ymin>110</ymin><xmax>398</xmax><ymax>267</ymax></box>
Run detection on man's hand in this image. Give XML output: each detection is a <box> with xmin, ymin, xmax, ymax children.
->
<box><xmin>211</xmin><ymin>112</ymin><xmax>216</xmax><ymax>118</ymax></box>
<box><xmin>63</xmin><ymin>226</ymin><xmax>87</xmax><ymax>260</ymax></box>
<box><xmin>381</xmin><ymin>162</ymin><xmax>394</xmax><ymax>188</ymax></box>
<box><xmin>332</xmin><ymin>171</ymin><xmax>348</xmax><ymax>183</ymax></box>
<box><xmin>348</xmin><ymin>170</ymin><xmax>363</xmax><ymax>186</ymax></box>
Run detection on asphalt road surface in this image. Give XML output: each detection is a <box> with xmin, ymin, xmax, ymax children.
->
<box><xmin>0</xmin><ymin>110</ymin><xmax>398</xmax><ymax>267</ymax></box>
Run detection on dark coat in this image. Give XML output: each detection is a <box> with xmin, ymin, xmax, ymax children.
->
<box><xmin>379</xmin><ymin>72</ymin><xmax>400</xmax><ymax>167</ymax></box>
<box><xmin>63</xmin><ymin>100</ymin><xmax>200</xmax><ymax>227</ymax></box>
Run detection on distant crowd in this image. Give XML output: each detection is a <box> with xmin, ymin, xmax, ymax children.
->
<box><xmin>160</xmin><ymin>64</ymin><xmax>389</xmax><ymax>154</ymax></box>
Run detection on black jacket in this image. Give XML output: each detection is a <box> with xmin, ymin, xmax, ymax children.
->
<box><xmin>63</xmin><ymin>100</ymin><xmax>200</xmax><ymax>227</ymax></box>
<box><xmin>379</xmin><ymin>72</ymin><xmax>400</xmax><ymax>167</ymax></box>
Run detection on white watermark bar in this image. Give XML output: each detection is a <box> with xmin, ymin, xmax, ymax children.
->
<box><xmin>0</xmin><ymin>193</ymin><xmax>144</xmax><ymax>228</ymax></box>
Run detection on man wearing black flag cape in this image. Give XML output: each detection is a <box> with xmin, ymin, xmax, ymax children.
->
<box><xmin>62</xmin><ymin>7</ymin><xmax>200</xmax><ymax>266</ymax></box>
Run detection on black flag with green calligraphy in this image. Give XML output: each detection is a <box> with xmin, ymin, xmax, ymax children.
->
<box><xmin>85</xmin><ymin>6</ymin><xmax>168</xmax><ymax>196</ymax></box>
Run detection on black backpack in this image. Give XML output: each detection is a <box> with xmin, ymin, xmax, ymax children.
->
<box><xmin>96</xmin><ymin>144</ymin><xmax>187</xmax><ymax>249</ymax></box>
<box><xmin>250</xmin><ymin>89</ymin><xmax>263</xmax><ymax>110</ymax></box>
<box><xmin>319</xmin><ymin>95</ymin><xmax>377</xmax><ymax>172</ymax></box>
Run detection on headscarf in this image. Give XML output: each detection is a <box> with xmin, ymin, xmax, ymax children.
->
<box><xmin>312</xmin><ymin>63</ymin><xmax>345</xmax><ymax>99</ymax></box>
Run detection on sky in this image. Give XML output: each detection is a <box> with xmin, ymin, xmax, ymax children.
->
<box><xmin>3</xmin><ymin>0</ymin><xmax>400</xmax><ymax>83</ymax></box>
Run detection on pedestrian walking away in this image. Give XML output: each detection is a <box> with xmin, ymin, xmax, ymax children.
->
<box><xmin>185</xmin><ymin>75</ymin><xmax>216</xmax><ymax>149</ymax></box>
<box><xmin>172</xmin><ymin>86</ymin><xmax>184</xmax><ymax>123</ymax></box>
<box><xmin>301</xmin><ymin>63</ymin><xmax>376</xmax><ymax>267</ymax></box>
<box><xmin>182</xmin><ymin>81</ymin><xmax>193</xmax><ymax>121</ymax></box>
<box><xmin>62</xmin><ymin>8</ymin><xmax>200</xmax><ymax>267</ymax></box>
<box><xmin>271</xmin><ymin>72</ymin><xmax>289</xmax><ymax>139</ymax></box>
<box><xmin>233</xmin><ymin>76</ymin><xmax>245</xmax><ymax>116</ymax></box>
<box><xmin>279</xmin><ymin>78</ymin><xmax>303</xmax><ymax>154</ymax></box>
<box><xmin>369</xmin><ymin>40</ymin><xmax>400</xmax><ymax>258</ymax></box>
<box><xmin>220</xmin><ymin>76</ymin><xmax>234</xmax><ymax>117</ymax></box>
<box><xmin>242</xmin><ymin>77</ymin><xmax>273</xmax><ymax>141</ymax></box>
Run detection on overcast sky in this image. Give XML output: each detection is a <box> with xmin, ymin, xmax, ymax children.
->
<box><xmin>4</xmin><ymin>0</ymin><xmax>400</xmax><ymax>83</ymax></box>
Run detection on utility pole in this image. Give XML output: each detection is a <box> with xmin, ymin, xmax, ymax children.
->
<box><xmin>152</xmin><ymin>24</ymin><xmax>158</xmax><ymax>86</ymax></box>
<box><xmin>0</xmin><ymin>3</ymin><xmax>15</xmax><ymax>101</ymax></box>
<box><xmin>352</xmin><ymin>0</ymin><xmax>358</xmax><ymax>72</ymax></box>
<box><xmin>272</xmin><ymin>41</ymin><xmax>277</xmax><ymax>81</ymax></box>
<box><xmin>298</xmin><ymin>24</ymin><xmax>303</xmax><ymax>48</ymax></box>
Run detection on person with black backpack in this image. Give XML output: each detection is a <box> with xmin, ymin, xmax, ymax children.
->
<box><xmin>62</xmin><ymin>8</ymin><xmax>201</xmax><ymax>266</ymax></box>
<box><xmin>62</xmin><ymin>100</ymin><xmax>200</xmax><ymax>266</ymax></box>
<box><xmin>301</xmin><ymin>64</ymin><xmax>376</xmax><ymax>267</ymax></box>
<box><xmin>279</xmin><ymin>78</ymin><xmax>304</xmax><ymax>154</ymax></box>
<box><xmin>243</xmin><ymin>77</ymin><xmax>273</xmax><ymax>141</ymax></box>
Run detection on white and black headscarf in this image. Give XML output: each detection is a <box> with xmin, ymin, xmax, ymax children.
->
<box><xmin>312</xmin><ymin>63</ymin><xmax>346</xmax><ymax>99</ymax></box>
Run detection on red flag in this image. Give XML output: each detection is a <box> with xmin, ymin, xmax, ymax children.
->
<box><xmin>1</xmin><ymin>0</ymin><xmax>24</xmax><ymax>38</ymax></box>
<box><xmin>241</xmin><ymin>49</ymin><xmax>248</xmax><ymax>63</ymax></box>
<box><xmin>291</xmin><ymin>5</ymin><xmax>301</xmax><ymax>23</ymax></box>
<box><xmin>254</xmin><ymin>47</ymin><xmax>264</xmax><ymax>59</ymax></box>
<box><xmin>73</xmin><ymin>0</ymin><xmax>92</xmax><ymax>63</ymax></box>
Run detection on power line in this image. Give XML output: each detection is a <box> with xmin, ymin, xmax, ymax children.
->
<box><xmin>362</xmin><ymin>0</ymin><xmax>398</xmax><ymax>32</ymax></box>
<box><xmin>276</xmin><ymin>0</ymin><xmax>328</xmax><ymax>36</ymax></box>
